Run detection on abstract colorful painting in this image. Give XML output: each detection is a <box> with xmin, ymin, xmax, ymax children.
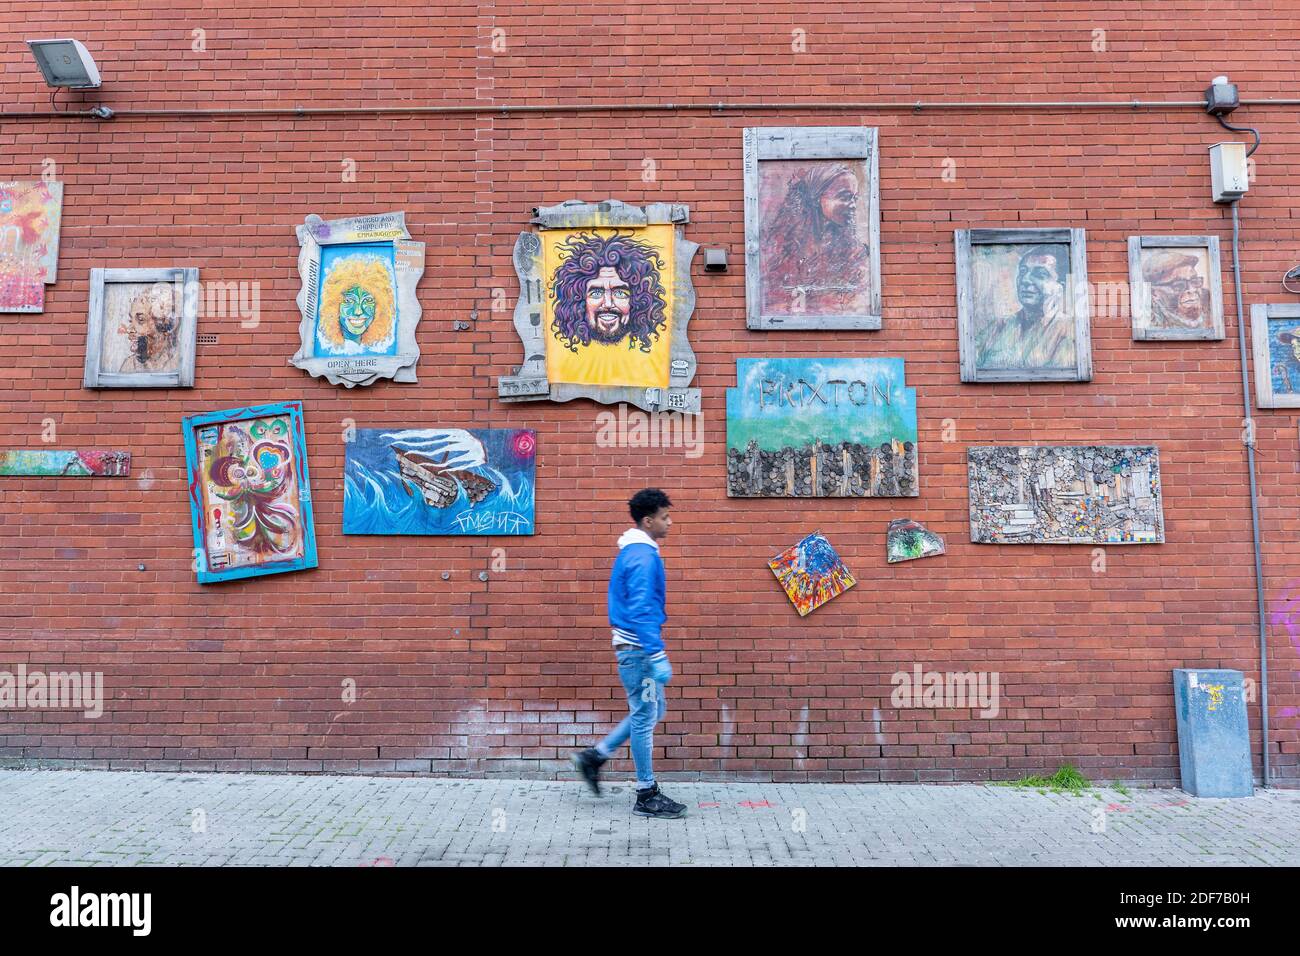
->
<box><xmin>968</xmin><ymin>446</ymin><xmax>1164</xmax><ymax>544</ymax></box>
<box><xmin>292</xmin><ymin>212</ymin><xmax>425</xmax><ymax>387</ymax></box>
<box><xmin>1250</xmin><ymin>304</ymin><xmax>1300</xmax><ymax>408</ymax></box>
<box><xmin>886</xmin><ymin>518</ymin><xmax>945</xmax><ymax>563</ymax></box>
<box><xmin>726</xmin><ymin>357</ymin><xmax>917</xmax><ymax>497</ymax></box>
<box><xmin>0</xmin><ymin>450</ymin><xmax>130</xmax><ymax>477</ymax></box>
<box><xmin>955</xmin><ymin>228</ymin><xmax>1092</xmax><ymax>382</ymax></box>
<box><xmin>182</xmin><ymin>402</ymin><xmax>318</xmax><ymax>583</ymax></box>
<box><xmin>343</xmin><ymin>427</ymin><xmax>536</xmax><ymax>535</ymax></box>
<box><xmin>498</xmin><ymin>199</ymin><xmax>701</xmax><ymax>414</ymax></box>
<box><xmin>84</xmin><ymin>268</ymin><xmax>198</xmax><ymax>388</ymax></box>
<box><xmin>0</xmin><ymin>181</ymin><xmax>63</xmax><ymax>313</ymax></box>
<box><xmin>769</xmin><ymin>532</ymin><xmax>856</xmax><ymax>616</ymax></box>
<box><xmin>743</xmin><ymin>128</ymin><xmax>880</xmax><ymax>331</ymax></box>
<box><xmin>1128</xmin><ymin>236</ymin><xmax>1224</xmax><ymax>341</ymax></box>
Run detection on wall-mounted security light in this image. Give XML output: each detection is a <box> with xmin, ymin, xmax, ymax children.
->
<box><xmin>27</xmin><ymin>38</ymin><xmax>102</xmax><ymax>89</ymax></box>
<box><xmin>1205</xmin><ymin>75</ymin><xmax>1239</xmax><ymax>116</ymax></box>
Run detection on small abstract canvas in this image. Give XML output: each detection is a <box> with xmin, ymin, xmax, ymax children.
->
<box><xmin>183</xmin><ymin>402</ymin><xmax>318</xmax><ymax>583</ymax></box>
<box><xmin>769</xmin><ymin>532</ymin><xmax>856</xmax><ymax>617</ymax></box>
<box><xmin>886</xmin><ymin>518</ymin><xmax>945</xmax><ymax>563</ymax></box>
<box><xmin>0</xmin><ymin>181</ymin><xmax>63</xmax><ymax>313</ymax></box>
<box><xmin>968</xmin><ymin>445</ymin><xmax>1164</xmax><ymax>544</ymax></box>
<box><xmin>0</xmin><ymin>449</ymin><xmax>130</xmax><ymax>477</ymax></box>
<box><xmin>343</xmin><ymin>428</ymin><xmax>536</xmax><ymax>535</ymax></box>
<box><xmin>726</xmin><ymin>357</ymin><xmax>917</xmax><ymax>497</ymax></box>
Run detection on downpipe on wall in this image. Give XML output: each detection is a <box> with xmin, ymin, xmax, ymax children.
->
<box><xmin>1228</xmin><ymin>198</ymin><xmax>1271</xmax><ymax>787</ymax></box>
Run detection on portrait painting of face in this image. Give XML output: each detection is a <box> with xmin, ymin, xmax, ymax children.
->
<box><xmin>97</xmin><ymin>281</ymin><xmax>183</xmax><ymax>375</ymax></box>
<box><xmin>971</xmin><ymin>242</ymin><xmax>1076</xmax><ymax>371</ymax></box>
<box><xmin>1138</xmin><ymin>248</ymin><xmax>1212</xmax><ymax>333</ymax></box>
<box><xmin>196</xmin><ymin>415</ymin><xmax>305</xmax><ymax>572</ymax></box>
<box><xmin>757</xmin><ymin>159</ymin><xmax>873</xmax><ymax>318</ymax></box>
<box><xmin>314</xmin><ymin>242</ymin><xmax>398</xmax><ymax>357</ymax></box>
<box><xmin>542</xmin><ymin>225</ymin><xmax>674</xmax><ymax>389</ymax></box>
<box><xmin>0</xmin><ymin>181</ymin><xmax>62</xmax><ymax>313</ymax></box>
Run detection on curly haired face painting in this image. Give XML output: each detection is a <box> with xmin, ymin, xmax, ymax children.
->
<box><xmin>314</xmin><ymin>245</ymin><xmax>398</xmax><ymax>356</ymax></box>
<box><xmin>542</xmin><ymin>226</ymin><xmax>674</xmax><ymax>389</ymax></box>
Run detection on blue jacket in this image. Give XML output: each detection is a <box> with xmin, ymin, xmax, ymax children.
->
<box><xmin>607</xmin><ymin>528</ymin><xmax>667</xmax><ymax>655</ymax></box>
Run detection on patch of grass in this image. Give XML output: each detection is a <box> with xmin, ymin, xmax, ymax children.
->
<box><xmin>1110</xmin><ymin>781</ymin><xmax>1131</xmax><ymax>798</ymax></box>
<box><xmin>994</xmin><ymin>763</ymin><xmax>1093</xmax><ymax>794</ymax></box>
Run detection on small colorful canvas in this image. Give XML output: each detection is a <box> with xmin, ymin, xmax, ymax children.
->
<box><xmin>0</xmin><ymin>181</ymin><xmax>63</xmax><ymax>313</ymax></box>
<box><xmin>183</xmin><ymin>402</ymin><xmax>318</xmax><ymax>584</ymax></box>
<box><xmin>0</xmin><ymin>449</ymin><xmax>130</xmax><ymax>477</ymax></box>
<box><xmin>886</xmin><ymin>518</ymin><xmax>946</xmax><ymax>563</ymax></box>
<box><xmin>343</xmin><ymin>427</ymin><xmax>536</xmax><ymax>535</ymax></box>
<box><xmin>769</xmin><ymin>532</ymin><xmax>856</xmax><ymax>616</ymax></box>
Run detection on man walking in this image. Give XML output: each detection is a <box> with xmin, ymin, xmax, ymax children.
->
<box><xmin>571</xmin><ymin>488</ymin><xmax>686</xmax><ymax>819</ymax></box>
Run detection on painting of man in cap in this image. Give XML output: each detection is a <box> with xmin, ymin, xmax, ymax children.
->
<box><xmin>1139</xmin><ymin>249</ymin><xmax>1212</xmax><ymax>333</ymax></box>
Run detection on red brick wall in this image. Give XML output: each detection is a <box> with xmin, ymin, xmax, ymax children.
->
<box><xmin>1</xmin><ymin>1</ymin><xmax>1298</xmax><ymax>784</ymax></box>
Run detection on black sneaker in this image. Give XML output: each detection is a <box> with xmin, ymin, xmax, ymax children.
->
<box><xmin>571</xmin><ymin>748</ymin><xmax>607</xmax><ymax>796</ymax></box>
<box><xmin>633</xmin><ymin>784</ymin><xmax>687</xmax><ymax>819</ymax></box>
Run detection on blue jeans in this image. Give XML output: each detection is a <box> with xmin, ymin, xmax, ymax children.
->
<box><xmin>595</xmin><ymin>646</ymin><xmax>667</xmax><ymax>789</ymax></box>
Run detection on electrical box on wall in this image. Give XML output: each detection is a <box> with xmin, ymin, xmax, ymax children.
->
<box><xmin>1210</xmin><ymin>142</ymin><xmax>1249</xmax><ymax>203</ymax></box>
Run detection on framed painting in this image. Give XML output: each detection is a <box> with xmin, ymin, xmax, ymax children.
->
<box><xmin>0</xmin><ymin>180</ymin><xmax>63</xmax><ymax>313</ymax></box>
<box><xmin>83</xmin><ymin>268</ymin><xmax>198</xmax><ymax>388</ymax></box>
<box><xmin>182</xmin><ymin>401</ymin><xmax>318</xmax><ymax>584</ymax></box>
<box><xmin>968</xmin><ymin>445</ymin><xmax>1164</xmax><ymax>544</ymax></box>
<box><xmin>725</xmin><ymin>356</ymin><xmax>918</xmax><ymax>497</ymax></box>
<box><xmin>291</xmin><ymin>211</ymin><xmax>425</xmax><ymax>387</ymax></box>
<box><xmin>743</xmin><ymin>127</ymin><xmax>881</xmax><ymax>331</ymax></box>
<box><xmin>343</xmin><ymin>427</ymin><xmax>536</xmax><ymax>535</ymax></box>
<box><xmin>1128</xmin><ymin>235</ymin><xmax>1224</xmax><ymax>341</ymax></box>
<box><xmin>1250</xmin><ymin>304</ymin><xmax>1300</xmax><ymax>409</ymax></box>
<box><xmin>955</xmin><ymin>228</ymin><xmax>1092</xmax><ymax>383</ymax></box>
<box><xmin>497</xmin><ymin>199</ymin><xmax>701</xmax><ymax>414</ymax></box>
<box><xmin>769</xmin><ymin>532</ymin><xmax>856</xmax><ymax>616</ymax></box>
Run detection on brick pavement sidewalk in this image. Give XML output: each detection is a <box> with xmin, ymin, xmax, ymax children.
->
<box><xmin>0</xmin><ymin>769</ymin><xmax>1295</xmax><ymax>866</ymax></box>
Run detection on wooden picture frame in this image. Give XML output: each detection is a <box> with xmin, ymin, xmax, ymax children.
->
<box><xmin>496</xmin><ymin>198</ymin><xmax>701</xmax><ymax>414</ymax></box>
<box><xmin>1128</xmin><ymin>235</ymin><xmax>1224</xmax><ymax>341</ymax></box>
<box><xmin>182</xmin><ymin>401</ymin><xmax>318</xmax><ymax>584</ymax></box>
<box><xmin>83</xmin><ymin>267</ymin><xmax>198</xmax><ymax>388</ymax></box>
<box><xmin>1251</xmin><ymin>303</ymin><xmax>1300</xmax><ymax>409</ymax></box>
<box><xmin>291</xmin><ymin>211</ymin><xmax>426</xmax><ymax>388</ymax></box>
<box><xmin>743</xmin><ymin>126</ymin><xmax>882</xmax><ymax>331</ymax></box>
<box><xmin>955</xmin><ymin>228</ymin><xmax>1092</xmax><ymax>383</ymax></box>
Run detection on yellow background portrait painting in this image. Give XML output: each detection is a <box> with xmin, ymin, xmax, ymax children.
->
<box><xmin>542</xmin><ymin>225</ymin><xmax>674</xmax><ymax>388</ymax></box>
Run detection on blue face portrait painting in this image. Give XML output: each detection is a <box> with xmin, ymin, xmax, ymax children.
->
<box><xmin>314</xmin><ymin>242</ymin><xmax>399</xmax><ymax>358</ymax></box>
<box><xmin>343</xmin><ymin>427</ymin><xmax>536</xmax><ymax>536</ymax></box>
<box><xmin>1270</xmin><ymin>318</ymin><xmax>1300</xmax><ymax>395</ymax></box>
